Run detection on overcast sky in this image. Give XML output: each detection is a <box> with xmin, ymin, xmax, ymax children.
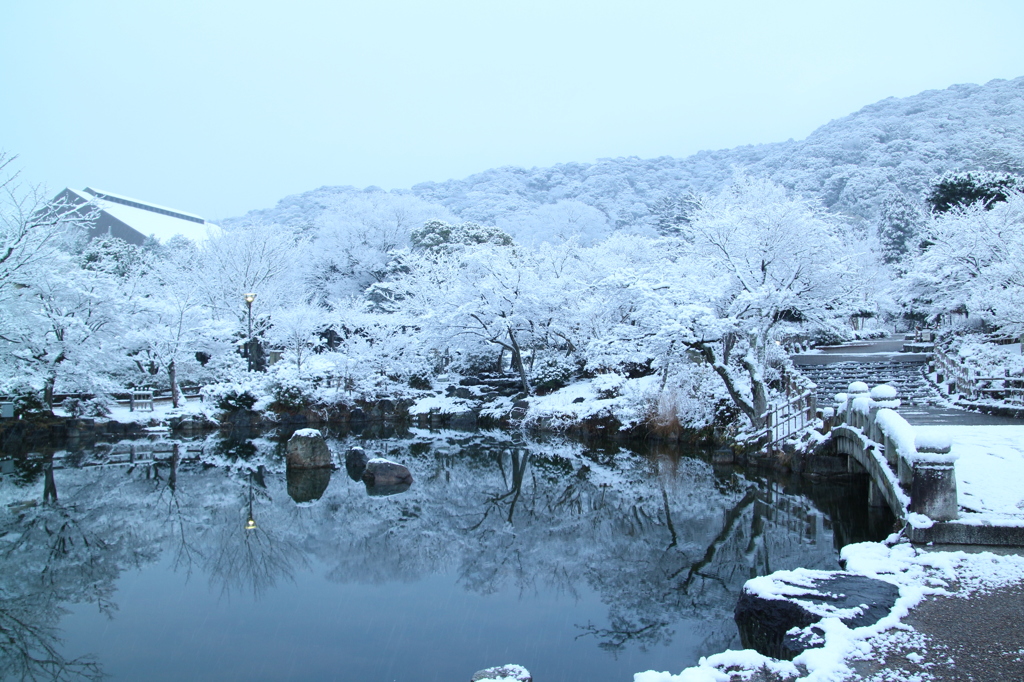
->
<box><xmin>3</xmin><ymin>0</ymin><xmax>1023</xmax><ymax>221</ymax></box>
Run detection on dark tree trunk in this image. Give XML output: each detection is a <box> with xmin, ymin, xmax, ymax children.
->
<box><xmin>43</xmin><ymin>456</ymin><xmax>58</xmax><ymax>504</ymax></box>
<box><xmin>507</xmin><ymin>328</ymin><xmax>532</xmax><ymax>395</ymax></box>
<box><xmin>168</xmin><ymin>360</ymin><xmax>180</xmax><ymax>408</ymax></box>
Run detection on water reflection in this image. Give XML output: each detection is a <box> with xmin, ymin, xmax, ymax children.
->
<box><xmin>287</xmin><ymin>466</ymin><xmax>331</xmax><ymax>503</ymax></box>
<box><xmin>0</xmin><ymin>430</ymin><xmax>891</xmax><ymax>681</ymax></box>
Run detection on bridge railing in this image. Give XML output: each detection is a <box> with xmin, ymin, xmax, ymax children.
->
<box><xmin>833</xmin><ymin>382</ymin><xmax>958</xmax><ymax>522</ymax></box>
<box><xmin>747</xmin><ymin>373</ymin><xmax>817</xmax><ymax>450</ymax></box>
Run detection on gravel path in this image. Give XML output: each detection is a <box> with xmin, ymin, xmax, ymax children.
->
<box><xmin>851</xmin><ymin>581</ymin><xmax>1024</xmax><ymax>681</ymax></box>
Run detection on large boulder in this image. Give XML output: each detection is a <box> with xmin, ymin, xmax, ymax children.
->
<box><xmin>470</xmin><ymin>665</ymin><xmax>532</xmax><ymax>682</ymax></box>
<box><xmin>362</xmin><ymin>457</ymin><xmax>413</xmax><ymax>496</ymax></box>
<box><xmin>735</xmin><ymin>571</ymin><xmax>900</xmax><ymax>660</ymax></box>
<box><xmin>286</xmin><ymin>428</ymin><xmax>332</xmax><ymax>469</ymax></box>
<box><xmin>362</xmin><ymin>458</ymin><xmax>413</xmax><ymax>486</ymax></box>
<box><xmin>345</xmin><ymin>446</ymin><xmax>370</xmax><ymax>481</ymax></box>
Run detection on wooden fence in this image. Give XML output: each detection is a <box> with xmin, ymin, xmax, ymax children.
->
<box><xmin>933</xmin><ymin>344</ymin><xmax>1024</xmax><ymax>404</ymax></box>
<box><xmin>746</xmin><ymin>373</ymin><xmax>818</xmax><ymax>451</ymax></box>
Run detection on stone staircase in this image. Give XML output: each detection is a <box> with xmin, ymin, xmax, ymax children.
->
<box><xmin>798</xmin><ymin>361</ymin><xmax>942</xmax><ymax>406</ymax></box>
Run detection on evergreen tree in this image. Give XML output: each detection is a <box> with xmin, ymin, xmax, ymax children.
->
<box><xmin>877</xmin><ymin>190</ymin><xmax>923</xmax><ymax>265</ymax></box>
<box><xmin>647</xmin><ymin>193</ymin><xmax>700</xmax><ymax>237</ymax></box>
<box><xmin>925</xmin><ymin>171</ymin><xmax>1021</xmax><ymax>214</ymax></box>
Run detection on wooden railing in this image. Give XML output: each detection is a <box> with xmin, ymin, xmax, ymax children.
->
<box><xmin>130</xmin><ymin>390</ymin><xmax>154</xmax><ymax>412</ymax></box>
<box><xmin>746</xmin><ymin>372</ymin><xmax>818</xmax><ymax>450</ymax></box>
<box><xmin>933</xmin><ymin>344</ymin><xmax>1024</xmax><ymax>404</ymax></box>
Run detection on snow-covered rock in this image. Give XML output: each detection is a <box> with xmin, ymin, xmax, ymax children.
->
<box><xmin>470</xmin><ymin>664</ymin><xmax>532</xmax><ymax>682</ymax></box>
<box><xmin>362</xmin><ymin>458</ymin><xmax>413</xmax><ymax>488</ymax></box>
<box><xmin>286</xmin><ymin>429</ymin><xmax>332</xmax><ymax>469</ymax></box>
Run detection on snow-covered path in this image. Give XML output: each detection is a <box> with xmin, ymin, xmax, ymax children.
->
<box><xmin>924</xmin><ymin>425</ymin><xmax>1024</xmax><ymax>526</ymax></box>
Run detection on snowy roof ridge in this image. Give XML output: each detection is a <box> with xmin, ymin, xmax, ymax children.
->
<box><xmin>83</xmin><ymin>187</ymin><xmax>205</xmax><ymax>224</ymax></box>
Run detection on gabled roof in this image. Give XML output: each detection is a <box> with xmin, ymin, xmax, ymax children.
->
<box><xmin>84</xmin><ymin>187</ymin><xmax>205</xmax><ymax>224</ymax></box>
<box><xmin>62</xmin><ymin>188</ymin><xmax>216</xmax><ymax>244</ymax></box>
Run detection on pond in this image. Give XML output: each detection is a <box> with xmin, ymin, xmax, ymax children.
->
<box><xmin>0</xmin><ymin>427</ymin><xmax>893</xmax><ymax>681</ymax></box>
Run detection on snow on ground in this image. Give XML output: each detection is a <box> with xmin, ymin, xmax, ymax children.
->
<box><xmin>54</xmin><ymin>396</ymin><xmax>210</xmax><ymax>426</ymax></box>
<box><xmin>924</xmin><ymin>425</ymin><xmax>1024</xmax><ymax>527</ymax></box>
<box><xmin>635</xmin><ymin>540</ymin><xmax>1024</xmax><ymax>682</ymax></box>
<box><xmin>408</xmin><ymin>393</ymin><xmax>478</xmax><ymax>416</ymax></box>
<box><xmin>524</xmin><ymin>375</ymin><xmax>657</xmax><ymax>430</ymax></box>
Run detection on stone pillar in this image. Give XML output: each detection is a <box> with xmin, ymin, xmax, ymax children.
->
<box><xmin>910</xmin><ymin>464</ymin><xmax>958</xmax><ymax>521</ymax></box>
<box><xmin>898</xmin><ymin>455</ymin><xmax>914</xmax><ymax>487</ymax></box>
<box><xmin>846</xmin><ymin>382</ymin><xmax>869</xmax><ymax>430</ymax></box>
<box><xmin>883</xmin><ymin>433</ymin><xmax>898</xmax><ymax>469</ymax></box>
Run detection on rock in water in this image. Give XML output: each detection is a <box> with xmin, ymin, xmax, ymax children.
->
<box><xmin>286</xmin><ymin>428</ymin><xmax>332</xmax><ymax>469</ymax></box>
<box><xmin>734</xmin><ymin>571</ymin><xmax>900</xmax><ymax>660</ymax></box>
<box><xmin>345</xmin><ymin>447</ymin><xmax>369</xmax><ymax>481</ymax></box>
<box><xmin>470</xmin><ymin>664</ymin><xmax>532</xmax><ymax>682</ymax></box>
<box><xmin>361</xmin><ymin>458</ymin><xmax>413</xmax><ymax>487</ymax></box>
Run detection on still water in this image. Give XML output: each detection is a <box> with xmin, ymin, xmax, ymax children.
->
<box><xmin>0</xmin><ymin>428</ymin><xmax>892</xmax><ymax>681</ymax></box>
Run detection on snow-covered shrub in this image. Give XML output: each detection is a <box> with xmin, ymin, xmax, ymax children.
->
<box><xmin>61</xmin><ymin>397</ymin><xmax>85</xmax><ymax>418</ymax></box>
<box><xmin>592</xmin><ymin>372</ymin><xmax>626</xmax><ymax>399</ymax></box>
<box><xmin>264</xmin><ymin>369</ymin><xmax>319</xmax><ymax>412</ymax></box>
<box><xmin>806</xmin><ymin>323</ymin><xmax>855</xmax><ymax>346</ymax></box>
<box><xmin>3</xmin><ymin>380</ymin><xmax>47</xmax><ymax>417</ymax></box>
<box><xmin>408</xmin><ymin>374</ymin><xmax>432</xmax><ymax>390</ymax></box>
<box><xmin>86</xmin><ymin>394</ymin><xmax>114</xmax><ymax>417</ymax></box>
<box><xmin>63</xmin><ymin>395</ymin><xmax>114</xmax><ymax>418</ymax></box>
<box><xmin>447</xmin><ymin>347</ymin><xmax>501</xmax><ymax>375</ymax></box>
<box><xmin>201</xmin><ymin>383</ymin><xmax>258</xmax><ymax>412</ymax></box>
<box><xmin>531</xmin><ymin>355</ymin><xmax>576</xmax><ymax>394</ymax></box>
<box><xmin>642</xmin><ymin>364</ymin><xmax>721</xmax><ymax>434</ymax></box>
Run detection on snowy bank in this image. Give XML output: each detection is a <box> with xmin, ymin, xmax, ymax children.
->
<box><xmin>636</xmin><ymin>539</ymin><xmax>1024</xmax><ymax>682</ymax></box>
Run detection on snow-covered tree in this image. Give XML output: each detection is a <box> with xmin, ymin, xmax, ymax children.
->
<box><xmin>409</xmin><ymin>219</ymin><xmax>513</xmax><ymax>255</ymax></box>
<box><xmin>904</xmin><ymin>190</ymin><xmax>1024</xmax><ymax>332</ymax></box>
<box><xmin>877</xmin><ymin>189</ymin><xmax>924</xmax><ymax>266</ymax></box>
<box><xmin>265</xmin><ymin>304</ymin><xmax>325</xmax><ymax>372</ymax></box>
<box><xmin>122</xmin><ymin>252</ymin><xmax>221</xmax><ymax>407</ymax></box>
<box><xmin>307</xmin><ymin>192</ymin><xmax>454</xmax><ymax>302</ymax></box>
<box><xmin>670</xmin><ymin>177</ymin><xmax>861</xmax><ymax>427</ymax></box>
<box><xmin>496</xmin><ymin>200</ymin><xmax>611</xmax><ymax>246</ymax></box>
<box><xmin>198</xmin><ymin>222</ymin><xmax>306</xmax><ymax>354</ymax></box>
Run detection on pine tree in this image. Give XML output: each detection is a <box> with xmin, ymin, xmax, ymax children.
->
<box><xmin>877</xmin><ymin>190</ymin><xmax>924</xmax><ymax>265</ymax></box>
<box><xmin>925</xmin><ymin>171</ymin><xmax>1021</xmax><ymax>214</ymax></box>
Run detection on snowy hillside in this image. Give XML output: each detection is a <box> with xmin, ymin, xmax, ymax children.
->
<box><xmin>225</xmin><ymin>77</ymin><xmax>1024</xmax><ymax>232</ymax></box>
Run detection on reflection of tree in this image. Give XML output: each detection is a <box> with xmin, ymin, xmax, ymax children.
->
<box><xmin>0</xmin><ymin>430</ymin><xmax>855</xmax><ymax>676</ymax></box>
<box><xmin>0</xmin><ymin>592</ymin><xmax>102</xmax><ymax>681</ymax></box>
<box><xmin>202</xmin><ymin>472</ymin><xmax>305</xmax><ymax>599</ymax></box>
<box><xmin>0</xmin><ymin>463</ymin><xmax>136</xmax><ymax>681</ymax></box>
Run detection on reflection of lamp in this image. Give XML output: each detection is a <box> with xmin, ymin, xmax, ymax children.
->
<box><xmin>244</xmin><ymin>293</ymin><xmax>256</xmax><ymax>371</ymax></box>
<box><xmin>245</xmin><ymin>470</ymin><xmax>257</xmax><ymax>530</ymax></box>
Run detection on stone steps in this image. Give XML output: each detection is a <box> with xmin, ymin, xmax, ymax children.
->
<box><xmin>798</xmin><ymin>361</ymin><xmax>942</xmax><ymax>406</ymax></box>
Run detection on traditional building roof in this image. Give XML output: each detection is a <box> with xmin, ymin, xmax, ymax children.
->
<box><xmin>54</xmin><ymin>187</ymin><xmax>215</xmax><ymax>245</ymax></box>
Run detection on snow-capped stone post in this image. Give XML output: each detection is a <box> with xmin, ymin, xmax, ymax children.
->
<box><xmin>845</xmin><ymin>381</ymin><xmax>868</xmax><ymax>429</ymax></box>
<box><xmin>286</xmin><ymin>428</ymin><xmax>333</xmax><ymax>469</ymax></box>
<box><xmin>869</xmin><ymin>384</ymin><xmax>901</xmax><ymax>468</ymax></box>
<box><xmin>910</xmin><ymin>430</ymin><xmax>958</xmax><ymax>522</ymax></box>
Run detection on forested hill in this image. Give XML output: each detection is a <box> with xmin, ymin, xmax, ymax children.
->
<box><xmin>226</xmin><ymin>76</ymin><xmax>1024</xmax><ymax>231</ymax></box>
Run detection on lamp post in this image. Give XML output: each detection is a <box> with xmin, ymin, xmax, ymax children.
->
<box><xmin>244</xmin><ymin>293</ymin><xmax>256</xmax><ymax>371</ymax></box>
<box><xmin>245</xmin><ymin>470</ymin><xmax>257</xmax><ymax>531</ymax></box>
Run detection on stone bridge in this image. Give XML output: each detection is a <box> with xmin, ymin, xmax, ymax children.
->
<box><xmin>827</xmin><ymin>381</ymin><xmax>961</xmax><ymax>543</ymax></box>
